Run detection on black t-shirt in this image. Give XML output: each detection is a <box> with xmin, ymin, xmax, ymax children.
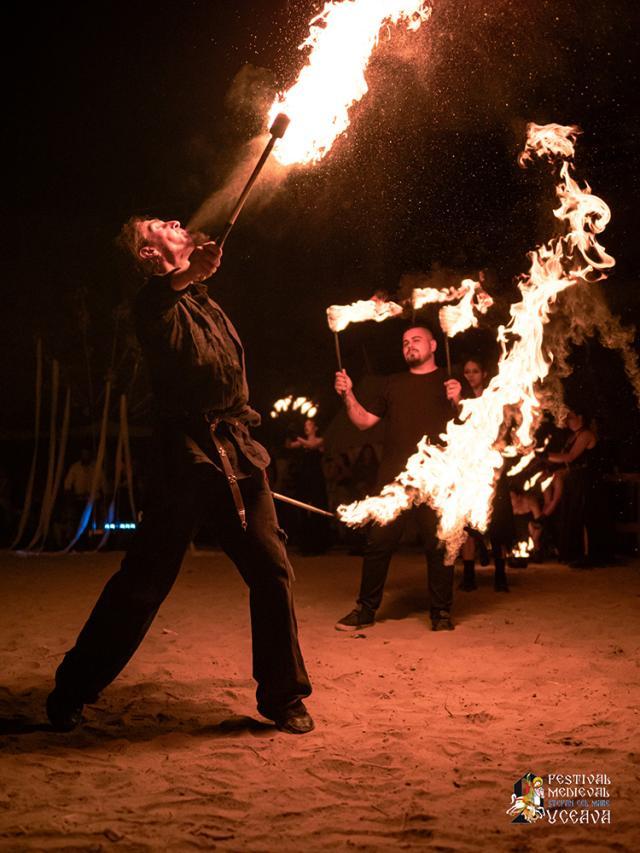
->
<box><xmin>364</xmin><ymin>368</ymin><xmax>452</xmax><ymax>486</ymax></box>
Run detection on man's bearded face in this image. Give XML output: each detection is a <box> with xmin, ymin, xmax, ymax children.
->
<box><xmin>402</xmin><ymin>328</ymin><xmax>435</xmax><ymax>367</ymax></box>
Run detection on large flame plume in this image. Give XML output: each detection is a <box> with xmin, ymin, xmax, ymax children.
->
<box><xmin>338</xmin><ymin>122</ymin><xmax>615</xmax><ymax>561</ymax></box>
<box><xmin>269</xmin><ymin>0</ymin><xmax>431</xmax><ymax>165</ymax></box>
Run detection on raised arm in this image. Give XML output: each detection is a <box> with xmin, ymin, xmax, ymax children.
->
<box><xmin>170</xmin><ymin>242</ymin><xmax>222</xmax><ymax>291</ymax></box>
<box><xmin>334</xmin><ymin>370</ymin><xmax>381</xmax><ymax>431</ymax></box>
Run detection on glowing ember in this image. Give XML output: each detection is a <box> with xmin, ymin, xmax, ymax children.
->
<box><xmin>270</xmin><ymin>395</ymin><xmax>319</xmax><ymax>419</ymax></box>
<box><xmin>338</xmin><ymin>122</ymin><xmax>615</xmax><ymax>562</ymax></box>
<box><xmin>327</xmin><ymin>298</ymin><xmax>404</xmax><ymax>333</ymax></box>
<box><xmin>269</xmin><ymin>0</ymin><xmax>432</xmax><ymax>165</ymax></box>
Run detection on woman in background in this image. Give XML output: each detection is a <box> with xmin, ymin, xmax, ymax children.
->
<box><xmin>459</xmin><ymin>359</ymin><xmax>514</xmax><ymax>591</ymax></box>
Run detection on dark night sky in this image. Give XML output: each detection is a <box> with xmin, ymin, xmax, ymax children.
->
<box><xmin>6</xmin><ymin>0</ymin><xmax>640</xmax><ymax>458</ymax></box>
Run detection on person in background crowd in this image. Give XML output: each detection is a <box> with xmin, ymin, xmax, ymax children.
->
<box><xmin>64</xmin><ymin>449</ymin><xmax>103</xmax><ymax>500</ymax></box>
<box><xmin>61</xmin><ymin>449</ymin><xmax>105</xmax><ymax>546</ymax></box>
<box><xmin>287</xmin><ymin>419</ymin><xmax>331</xmax><ymax>554</ymax></box>
<box><xmin>350</xmin><ymin>444</ymin><xmax>379</xmax><ymax>500</ymax></box>
<box><xmin>458</xmin><ymin>360</ymin><xmax>513</xmax><ymax>591</ymax></box>
<box><xmin>547</xmin><ymin>405</ymin><xmax>608</xmax><ymax>567</ymax></box>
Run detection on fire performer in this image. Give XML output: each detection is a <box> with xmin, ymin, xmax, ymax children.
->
<box><xmin>334</xmin><ymin>324</ymin><xmax>462</xmax><ymax>631</ymax></box>
<box><xmin>46</xmin><ymin>218</ymin><xmax>313</xmax><ymax>735</ymax></box>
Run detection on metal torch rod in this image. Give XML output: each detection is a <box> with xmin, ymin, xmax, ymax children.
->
<box><xmin>444</xmin><ymin>336</ymin><xmax>452</xmax><ymax>377</ymax></box>
<box><xmin>272</xmin><ymin>492</ymin><xmax>335</xmax><ymax>519</ymax></box>
<box><xmin>217</xmin><ymin>112</ymin><xmax>290</xmax><ymax>249</ymax></box>
<box><xmin>334</xmin><ymin>332</ymin><xmax>343</xmax><ymax>371</ymax></box>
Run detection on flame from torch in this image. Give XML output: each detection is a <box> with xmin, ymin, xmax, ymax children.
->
<box><xmin>337</xmin><ymin>122</ymin><xmax>615</xmax><ymax>562</ymax></box>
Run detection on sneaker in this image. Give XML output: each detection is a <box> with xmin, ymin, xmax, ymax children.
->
<box><xmin>431</xmin><ymin>610</ymin><xmax>454</xmax><ymax>631</ymax></box>
<box><xmin>46</xmin><ymin>688</ymin><xmax>84</xmax><ymax>732</ymax></box>
<box><xmin>272</xmin><ymin>701</ymin><xmax>315</xmax><ymax>735</ymax></box>
<box><xmin>335</xmin><ymin>606</ymin><xmax>375</xmax><ymax>632</ymax></box>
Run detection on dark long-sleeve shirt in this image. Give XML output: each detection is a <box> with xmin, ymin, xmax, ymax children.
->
<box><xmin>134</xmin><ymin>274</ymin><xmax>270</xmax><ymax>479</ymax></box>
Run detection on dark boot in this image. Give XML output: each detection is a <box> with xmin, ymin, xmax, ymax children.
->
<box><xmin>46</xmin><ymin>688</ymin><xmax>84</xmax><ymax>732</ymax></box>
<box><xmin>494</xmin><ymin>558</ymin><xmax>510</xmax><ymax>592</ymax></box>
<box><xmin>459</xmin><ymin>560</ymin><xmax>477</xmax><ymax>591</ymax></box>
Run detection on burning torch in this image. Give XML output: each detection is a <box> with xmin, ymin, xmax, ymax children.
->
<box><xmin>216</xmin><ymin>113</ymin><xmax>291</xmax><ymax>248</ymax></box>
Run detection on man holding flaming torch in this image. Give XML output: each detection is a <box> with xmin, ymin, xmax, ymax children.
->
<box><xmin>46</xmin><ymin>218</ymin><xmax>314</xmax><ymax>735</ymax></box>
<box><xmin>334</xmin><ymin>324</ymin><xmax>462</xmax><ymax>632</ymax></box>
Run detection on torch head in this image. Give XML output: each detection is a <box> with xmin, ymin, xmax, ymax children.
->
<box><xmin>269</xmin><ymin>112</ymin><xmax>290</xmax><ymax>139</ymax></box>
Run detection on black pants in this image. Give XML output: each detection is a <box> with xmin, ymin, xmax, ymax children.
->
<box><xmin>55</xmin><ymin>467</ymin><xmax>311</xmax><ymax>718</ymax></box>
<box><xmin>357</xmin><ymin>504</ymin><xmax>453</xmax><ymax>616</ymax></box>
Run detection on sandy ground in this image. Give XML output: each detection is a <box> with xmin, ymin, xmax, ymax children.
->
<box><xmin>0</xmin><ymin>546</ymin><xmax>638</xmax><ymax>852</ymax></box>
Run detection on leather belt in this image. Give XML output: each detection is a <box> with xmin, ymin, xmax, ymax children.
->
<box><xmin>206</xmin><ymin>417</ymin><xmax>247</xmax><ymax>531</ymax></box>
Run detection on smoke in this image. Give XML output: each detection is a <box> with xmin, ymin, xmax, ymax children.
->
<box><xmin>541</xmin><ymin>282</ymin><xmax>640</xmax><ymax>416</ymax></box>
<box><xmin>188</xmin><ymin>65</ymin><xmax>290</xmax><ymax>233</ymax></box>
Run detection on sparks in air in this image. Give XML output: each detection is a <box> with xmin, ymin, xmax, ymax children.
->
<box><xmin>338</xmin><ymin>123</ymin><xmax>615</xmax><ymax>562</ymax></box>
<box><xmin>269</xmin><ymin>0</ymin><xmax>432</xmax><ymax>165</ymax></box>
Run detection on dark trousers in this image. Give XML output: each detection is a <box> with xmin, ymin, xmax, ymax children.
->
<box><xmin>55</xmin><ymin>467</ymin><xmax>311</xmax><ymax>718</ymax></box>
<box><xmin>357</xmin><ymin>504</ymin><xmax>453</xmax><ymax>616</ymax></box>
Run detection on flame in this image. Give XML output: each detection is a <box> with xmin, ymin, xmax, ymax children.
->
<box><xmin>269</xmin><ymin>0</ymin><xmax>432</xmax><ymax>165</ymax></box>
<box><xmin>327</xmin><ymin>279</ymin><xmax>493</xmax><ymax>334</ymax></box>
<box><xmin>506</xmin><ymin>449</ymin><xmax>536</xmax><ymax>477</ymax></box>
<box><xmin>338</xmin><ymin>122</ymin><xmax>615</xmax><ymax>562</ymax></box>
<box><xmin>411</xmin><ymin>285</ymin><xmax>456</xmax><ymax>308</ymax></box>
<box><xmin>523</xmin><ymin>471</ymin><xmax>543</xmax><ymax>492</ymax></box>
<box><xmin>540</xmin><ymin>474</ymin><xmax>554</xmax><ymax>491</ymax></box>
<box><xmin>327</xmin><ymin>298</ymin><xmax>404</xmax><ymax>332</ymax></box>
<box><xmin>411</xmin><ymin>278</ymin><xmax>494</xmax><ymax>336</ymax></box>
<box><xmin>437</xmin><ymin>278</ymin><xmax>494</xmax><ymax>338</ymax></box>
<box><xmin>512</xmin><ymin>537</ymin><xmax>534</xmax><ymax>559</ymax></box>
<box><xmin>270</xmin><ymin>395</ymin><xmax>319</xmax><ymax>419</ymax></box>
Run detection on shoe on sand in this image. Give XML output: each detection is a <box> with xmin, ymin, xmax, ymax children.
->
<box><xmin>431</xmin><ymin>610</ymin><xmax>454</xmax><ymax>631</ymax></box>
<box><xmin>273</xmin><ymin>702</ymin><xmax>315</xmax><ymax>735</ymax></box>
<box><xmin>335</xmin><ymin>606</ymin><xmax>375</xmax><ymax>632</ymax></box>
<box><xmin>46</xmin><ymin>688</ymin><xmax>83</xmax><ymax>732</ymax></box>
